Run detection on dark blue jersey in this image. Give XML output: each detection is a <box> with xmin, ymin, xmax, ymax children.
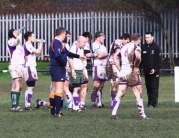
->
<box><xmin>49</xmin><ymin>38</ymin><xmax>69</xmax><ymax>66</ymax></box>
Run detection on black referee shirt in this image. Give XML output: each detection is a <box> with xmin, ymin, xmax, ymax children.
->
<box><xmin>141</xmin><ymin>41</ymin><xmax>162</xmax><ymax>75</ymax></box>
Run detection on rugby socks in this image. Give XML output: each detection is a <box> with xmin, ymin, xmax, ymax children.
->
<box><xmin>25</xmin><ymin>90</ymin><xmax>33</xmax><ymax>107</ymax></box>
<box><xmin>16</xmin><ymin>92</ymin><xmax>20</xmax><ymax>106</ymax></box>
<box><xmin>39</xmin><ymin>100</ymin><xmax>48</xmax><ymax>106</ymax></box>
<box><xmin>54</xmin><ymin>92</ymin><xmax>62</xmax><ymax>114</ymax></box>
<box><xmin>91</xmin><ymin>87</ymin><xmax>98</xmax><ymax>105</ymax></box>
<box><xmin>112</xmin><ymin>99</ymin><xmax>120</xmax><ymax>115</ymax></box>
<box><xmin>11</xmin><ymin>91</ymin><xmax>17</xmax><ymax>108</ymax></box>
<box><xmin>90</xmin><ymin>90</ymin><xmax>96</xmax><ymax>105</ymax></box>
<box><xmin>72</xmin><ymin>92</ymin><xmax>80</xmax><ymax>110</ymax></box>
<box><xmin>66</xmin><ymin>92</ymin><xmax>72</xmax><ymax>108</ymax></box>
<box><xmin>49</xmin><ymin>93</ymin><xmax>55</xmax><ymax>115</ymax></box>
<box><xmin>110</xmin><ymin>92</ymin><xmax>116</xmax><ymax>108</ymax></box>
<box><xmin>60</xmin><ymin>97</ymin><xmax>64</xmax><ymax>108</ymax></box>
<box><xmin>96</xmin><ymin>91</ymin><xmax>102</xmax><ymax>107</ymax></box>
<box><xmin>79</xmin><ymin>102</ymin><xmax>85</xmax><ymax>108</ymax></box>
<box><xmin>136</xmin><ymin>99</ymin><xmax>146</xmax><ymax>118</ymax></box>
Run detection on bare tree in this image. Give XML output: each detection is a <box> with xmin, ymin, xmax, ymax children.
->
<box><xmin>122</xmin><ymin>0</ymin><xmax>179</xmax><ymax>69</ymax></box>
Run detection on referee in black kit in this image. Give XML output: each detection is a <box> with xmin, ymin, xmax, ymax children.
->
<box><xmin>141</xmin><ymin>32</ymin><xmax>162</xmax><ymax>108</ymax></box>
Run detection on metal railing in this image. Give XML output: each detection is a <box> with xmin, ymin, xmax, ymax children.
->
<box><xmin>0</xmin><ymin>11</ymin><xmax>178</xmax><ymax>61</ymax></box>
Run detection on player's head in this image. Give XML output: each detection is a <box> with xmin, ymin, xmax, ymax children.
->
<box><xmin>82</xmin><ymin>32</ymin><xmax>92</xmax><ymax>43</ymax></box>
<box><xmin>55</xmin><ymin>27</ymin><xmax>66</xmax><ymax>41</ymax></box>
<box><xmin>95</xmin><ymin>31</ymin><xmax>105</xmax><ymax>44</ymax></box>
<box><xmin>120</xmin><ymin>33</ymin><xmax>131</xmax><ymax>45</ymax></box>
<box><xmin>66</xmin><ymin>30</ymin><xmax>71</xmax><ymax>43</ymax></box>
<box><xmin>24</xmin><ymin>31</ymin><xmax>35</xmax><ymax>42</ymax></box>
<box><xmin>145</xmin><ymin>31</ymin><xmax>154</xmax><ymax>45</ymax></box>
<box><xmin>77</xmin><ymin>36</ymin><xmax>86</xmax><ymax>48</ymax></box>
<box><xmin>131</xmin><ymin>33</ymin><xmax>142</xmax><ymax>45</ymax></box>
<box><xmin>8</xmin><ymin>29</ymin><xmax>18</xmax><ymax>39</ymax></box>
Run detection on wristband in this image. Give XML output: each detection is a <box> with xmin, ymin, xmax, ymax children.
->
<box><xmin>72</xmin><ymin>69</ymin><xmax>75</xmax><ymax>73</ymax></box>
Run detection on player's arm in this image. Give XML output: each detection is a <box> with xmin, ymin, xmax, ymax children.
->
<box><xmin>134</xmin><ymin>47</ymin><xmax>141</xmax><ymax>68</ymax></box>
<box><xmin>9</xmin><ymin>39</ymin><xmax>20</xmax><ymax>47</ymax></box>
<box><xmin>67</xmin><ymin>52</ymin><xmax>80</xmax><ymax>58</ymax></box>
<box><xmin>16</xmin><ymin>30</ymin><xmax>22</xmax><ymax>44</ymax></box>
<box><xmin>67</xmin><ymin>46</ymin><xmax>86</xmax><ymax>60</ymax></box>
<box><xmin>32</xmin><ymin>40</ymin><xmax>44</xmax><ymax>56</ymax></box>
<box><xmin>132</xmin><ymin>47</ymin><xmax>141</xmax><ymax>75</ymax></box>
<box><xmin>114</xmin><ymin>49</ymin><xmax>121</xmax><ymax>71</ymax></box>
<box><xmin>97</xmin><ymin>52</ymin><xmax>109</xmax><ymax>59</ymax></box>
<box><xmin>68</xmin><ymin>58</ymin><xmax>76</xmax><ymax>79</ymax></box>
<box><xmin>44</xmin><ymin>54</ymin><xmax>50</xmax><ymax>61</ymax></box>
<box><xmin>153</xmin><ymin>46</ymin><xmax>162</xmax><ymax>72</ymax></box>
<box><xmin>84</xmin><ymin>49</ymin><xmax>93</xmax><ymax>58</ymax></box>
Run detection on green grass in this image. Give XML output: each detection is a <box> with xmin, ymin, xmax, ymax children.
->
<box><xmin>0</xmin><ymin>73</ymin><xmax>179</xmax><ymax>138</ymax></box>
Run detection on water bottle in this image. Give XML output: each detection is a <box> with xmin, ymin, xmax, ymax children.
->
<box><xmin>21</xmin><ymin>26</ymin><xmax>25</xmax><ymax>31</ymax></box>
<box><xmin>17</xmin><ymin>26</ymin><xmax>25</xmax><ymax>34</ymax></box>
<box><xmin>94</xmin><ymin>49</ymin><xmax>98</xmax><ymax>60</ymax></box>
<box><xmin>35</xmin><ymin>39</ymin><xmax>46</xmax><ymax>43</ymax></box>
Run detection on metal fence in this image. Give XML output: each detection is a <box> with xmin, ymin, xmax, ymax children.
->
<box><xmin>0</xmin><ymin>11</ymin><xmax>178</xmax><ymax>61</ymax></box>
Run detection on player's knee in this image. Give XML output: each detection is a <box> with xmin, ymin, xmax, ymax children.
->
<box><xmin>121</xmin><ymin>89</ymin><xmax>126</xmax><ymax>94</ymax></box>
<box><xmin>94</xmin><ymin>81</ymin><xmax>100</xmax><ymax>88</ymax></box>
<box><xmin>19</xmin><ymin>86</ymin><xmax>23</xmax><ymax>91</ymax></box>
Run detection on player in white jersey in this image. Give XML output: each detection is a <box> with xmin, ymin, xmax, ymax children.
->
<box><xmin>106</xmin><ymin>34</ymin><xmax>131</xmax><ymax>107</ymax></box>
<box><xmin>68</xmin><ymin>36</ymin><xmax>87</xmax><ymax>112</ymax></box>
<box><xmin>111</xmin><ymin>33</ymin><xmax>149</xmax><ymax>119</ymax></box>
<box><xmin>90</xmin><ymin>31</ymin><xmax>109</xmax><ymax>108</ymax></box>
<box><xmin>71</xmin><ymin>32</ymin><xmax>93</xmax><ymax>110</ymax></box>
<box><xmin>23</xmin><ymin>31</ymin><xmax>44</xmax><ymax>110</ymax></box>
<box><xmin>7</xmin><ymin>28</ymin><xmax>24</xmax><ymax>112</ymax></box>
<box><xmin>63</xmin><ymin>31</ymin><xmax>73</xmax><ymax>109</ymax></box>
<box><xmin>78</xmin><ymin>32</ymin><xmax>93</xmax><ymax>110</ymax></box>
<box><xmin>65</xmin><ymin>31</ymin><xmax>71</xmax><ymax>51</ymax></box>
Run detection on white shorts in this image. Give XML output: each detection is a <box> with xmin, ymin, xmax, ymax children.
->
<box><xmin>93</xmin><ymin>66</ymin><xmax>108</xmax><ymax>81</ymax></box>
<box><xmin>117</xmin><ymin>70</ymin><xmax>141</xmax><ymax>86</ymax></box>
<box><xmin>8</xmin><ymin>64</ymin><xmax>24</xmax><ymax>79</ymax></box>
<box><xmin>23</xmin><ymin>66</ymin><xmax>38</xmax><ymax>82</ymax></box>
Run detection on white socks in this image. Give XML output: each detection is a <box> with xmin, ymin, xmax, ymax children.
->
<box><xmin>25</xmin><ymin>90</ymin><xmax>33</xmax><ymax>107</ymax></box>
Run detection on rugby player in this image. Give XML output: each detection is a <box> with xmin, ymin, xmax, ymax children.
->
<box><xmin>106</xmin><ymin>34</ymin><xmax>131</xmax><ymax>107</ymax></box>
<box><xmin>7</xmin><ymin>28</ymin><xmax>24</xmax><ymax>112</ymax></box>
<box><xmin>111</xmin><ymin>33</ymin><xmax>149</xmax><ymax>120</ymax></box>
<box><xmin>90</xmin><ymin>31</ymin><xmax>109</xmax><ymax>108</ymax></box>
<box><xmin>23</xmin><ymin>31</ymin><xmax>44</xmax><ymax>110</ymax></box>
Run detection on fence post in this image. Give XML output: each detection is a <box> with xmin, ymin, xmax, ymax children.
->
<box><xmin>27</xmin><ymin>14</ymin><xmax>31</xmax><ymax>31</ymax></box>
<box><xmin>91</xmin><ymin>12</ymin><xmax>95</xmax><ymax>42</ymax></box>
<box><xmin>174</xmin><ymin>66</ymin><xmax>179</xmax><ymax>102</ymax></box>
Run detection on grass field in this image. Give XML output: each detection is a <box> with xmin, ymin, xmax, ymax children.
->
<box><xmin>0</xmin><ymin>73</ymin><xmax>179</xmax><ymax>138</ymax></box>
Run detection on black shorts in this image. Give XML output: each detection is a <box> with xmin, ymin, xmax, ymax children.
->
<box><xmin>26</xmin><ymin>81</ymin><xmax>36</xmax><ymax>87</ymax></box>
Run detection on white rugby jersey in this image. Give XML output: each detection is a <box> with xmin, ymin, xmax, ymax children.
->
<box><xmin>24</xmin><ymin>42</ymin><xmax>37</xmax><ymax>67</ymax></box>
<box><xmin>65</xmin><ymin>43</ymin><xmax>70</xmax><ymax>51</ymax></box>
<box><xmin>70</xmin><ymin>43</ymin><xmax>84</xmax><ymax>70</ymax></box>
<box><xmin>108</xmin><ymin>39</ymin><xmax>123</xmax><ymax>64</ymax></box>
<box><xmin>83</xmin><ymin>43</ymin><xmax>90</xmax><ymax>68</ymax></box>
<box><xmin>7</xmin><ymin>34</ymin><xmax>25</xmax><ymax>65</ymax></box>
<box><xmin>64</xmin><ymin>43</ymin><xmax>70</xmax><ymax>67</ymax></box>
<box><xmin>109</xmin><ymin>39</ymin><xmax>123</xmax><ymax>56</ymax></box>
<box><xmin>91</xmin><ymin>41</ymin><xmax>108</xmax><ymax>66</ymax></box>
<box><xmin>116</xmin><ymin>42</ymin><xmax>141</xmax><ymax>71</ymax></box>
<box><xmin>84</xmin><ymin>43</ymin><xmax>90</xmax><ymax>51</ymax></box>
